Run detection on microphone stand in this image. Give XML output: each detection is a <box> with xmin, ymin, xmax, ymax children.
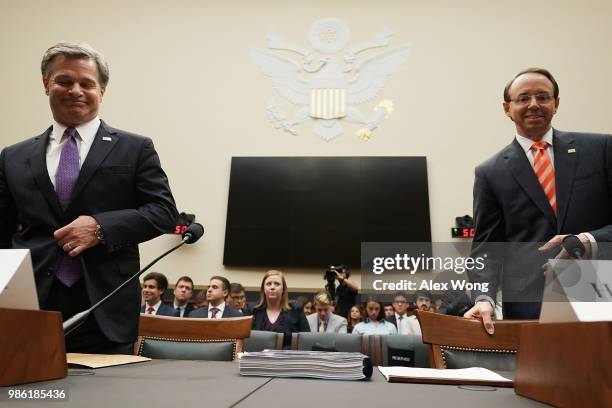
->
<box><xmin>63</xmin><ymin>237</ymin><xmax>189</xmax><ymax>336</ymax></box>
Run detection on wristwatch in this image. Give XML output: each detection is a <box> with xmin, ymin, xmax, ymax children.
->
<box><xmin>95</xmin><ymin>224</ymin><xmax>105</xmax><ymax>243</ymax></box>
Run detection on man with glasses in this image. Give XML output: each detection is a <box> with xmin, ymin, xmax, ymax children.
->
<box><xmin>465</xmin><ymin>68</ymin><xmax>612</xmax><ymax>333</ymax></box>
<box><xmin>227</xmin><ymin>282</ymin><xmax>252</xmax><ymax>315</ymax></box>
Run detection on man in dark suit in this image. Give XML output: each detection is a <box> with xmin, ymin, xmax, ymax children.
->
<box><xmin>188</xmin><ymin>276</ymin><xmax>242</xmax><ymax>318</ymax></box>
<box><xmin>465</xmin><ymin>68</ymin><xmax>612</xmax><ymax>333</ymax></box>
<box><xmin>0</xmin><ymin>42</ymin><xmax>178</xmax><ymax>353</ymax></box>
<box><xmin>172</xmin><ymin>276</ymin><xmax>195</xmax><ymax>317</ymax></box>
<box><xmin>140</xmin><ymin>272</ymin><xmax>178</xmax><ymax>317</ymax></box>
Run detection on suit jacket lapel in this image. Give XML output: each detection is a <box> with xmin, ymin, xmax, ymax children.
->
<box><xmin>504</xmin><ymin>139</ymin><xmax>557</xmax><ymax>229</ymax></box>
<box><xmin>28</xmin><ymin>126</ymin><xmax>63</xmax><ymax>218</ymax></box>
<box><xmin>67</xmin><ymin>121</ymin><xmax>118</xmax><ymax>210</ymax></box>
<box><xmin>553</xmin><ymin>130</ymin><xmax>577</xmax><ymax>233</ymax></box>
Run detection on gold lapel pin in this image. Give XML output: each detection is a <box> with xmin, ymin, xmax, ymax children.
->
<box><xmin>568</xmin><ymin>148</ymin><xmax>576</xmax><ymax>154</ymax></box>
<box><xmin>102</xmin><ymin>136</ymin><xmax>112</xmax><ymax>142</ymax></box>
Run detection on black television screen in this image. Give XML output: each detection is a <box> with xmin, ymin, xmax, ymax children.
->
<box><xmin>223</xmin><ymin>157</ymin><xmax>431</xmax><ymax>267</ymax></box>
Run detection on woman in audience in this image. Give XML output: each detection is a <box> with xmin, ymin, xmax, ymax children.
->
<box><xmin>252</xmin><ymin>270</ymin><xmax>310</xmax><ymax>347</ymax></box>
<box><xmin>347</xmin><ymin>304</ymin><xmax>364</xmax><ymax>333</ymax></box>
<box><xmin>351</xmin><ymin>300</ymin><xmax>397</xmax><ymax>335</ymax></box>
<box><xmin>295</xmin><ymin>295</ymin><xmax>314</xmax><ymax>315</ymax></box>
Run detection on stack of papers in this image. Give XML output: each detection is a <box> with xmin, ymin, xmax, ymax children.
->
<box><xmin>378</xmin><ymin>366</ymin><xmax>513</xmax><ymax>386</ymax></box>
<box><xmin>239</xmin><ymin>350</ymin><xmax>372</xmax><ymax>380</ymax></box>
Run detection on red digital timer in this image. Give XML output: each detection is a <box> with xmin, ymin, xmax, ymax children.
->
<box><xmin>451</xmin><ymin>227</ymin><xmax>474</xmax><ymax>238</ymax></box>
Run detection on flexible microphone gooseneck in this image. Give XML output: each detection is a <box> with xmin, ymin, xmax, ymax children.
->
<box><xmin>63</xmin><ymin>223</ymin><xmax>204</xmax><ymax>336</ymax></box>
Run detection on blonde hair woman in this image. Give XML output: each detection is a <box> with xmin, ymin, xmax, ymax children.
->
<box><xmin>252</xmin><ymin>270</ymin><xmax>310</xmax><ymax>347</ymax></box>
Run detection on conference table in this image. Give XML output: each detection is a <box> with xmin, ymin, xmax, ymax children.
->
<box><xmin>1</xmin><ymin>360</ymin><xmax>546</xmax><ymax>407</ymax></box>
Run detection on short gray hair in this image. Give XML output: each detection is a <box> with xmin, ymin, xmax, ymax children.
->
<box><xmin>41</xmin><ymin>41</ymin><xmax>109</xmax><ymax>87</ymax></box>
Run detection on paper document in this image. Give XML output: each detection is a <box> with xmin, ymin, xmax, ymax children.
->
<box><xmin>67</xmin><ymin>353</ymin><xmax>151</xmax><ymax>369</ymax></box>
<box><xmin>378</xmin><ymin>366</ymin><xmax>512</xmax><ymax>383</ymax></box>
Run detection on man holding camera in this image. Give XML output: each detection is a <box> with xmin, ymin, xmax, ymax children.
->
<box><xmin>324</xmin><ymin>264</ymin><xmax>358</xmax><ymax>319</ymax></box>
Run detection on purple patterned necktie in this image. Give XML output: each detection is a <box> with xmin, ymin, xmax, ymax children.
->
<box><xmin>55</xmin><ymin>127</ymin><xmax>83</xmax><ymax>287</ymax></box>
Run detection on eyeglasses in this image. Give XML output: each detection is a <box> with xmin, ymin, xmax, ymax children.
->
<box><xmin>510</xmin><ymin>93</ymin><xmax>554</xmax><ymax>105</ymax></box>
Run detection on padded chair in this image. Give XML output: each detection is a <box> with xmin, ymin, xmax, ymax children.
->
<box><xmin>243</xmin><ymin>330</ymin><xmax>284</xmax><ymax>352</ymax></box>
<box><xmin>290</xmin><ymin>332</ymin><xmax>369</xmax><ymax>354</ymax></box>
<box><xmin>136</xmin><ymin>315</ymin><xmax>252</xmax><ymax>361</ymax></box>
<box><xmin>416</xmin><ymin>310</ymin><xmax>535</xmax><ymax>371</ymax></box>
<box><xmin>371</xmin><ymin>335</ymin><xmax>430</xmax><ymax>367</ymax></box>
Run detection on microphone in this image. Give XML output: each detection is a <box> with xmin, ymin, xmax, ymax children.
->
<box><xmin>562</xmin><ymin>234</ymin><xmax>586</xmax><ymax>259</ymax></box>
<box><xmin>182</xmin><ymin>222</ymin><xmax>204</xmax><ymax>244</ymax></box>
<box><xmin>63</xmin><ymin>223</ymin><xmax>205</xmax><ymax>336</ymax></box>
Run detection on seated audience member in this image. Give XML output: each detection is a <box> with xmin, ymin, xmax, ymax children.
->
<box><xmin>173</xmin><ymin>276</ymin><xmax>195</xmax><ymax>317</ymax></box>
<box><xmin>352</xmin><ymin>300</ymin><xmax>397</xmax><ymax>335</ymax></box>
<box><xmin>227</xmin><ymin>282</ymin><xmax>252</xmax><ymax>315</ymax></box>
<box><xmin>347</xmin><ymin>305</ymin><xmax>364</xmax><ymax>334</ymax></box>
<box><xmin>252</xmin><ymin>270</ymin><xmax>310</xmax><ymax>347</ymax></box>
<box><xmin>188</xmin><ymin>276</ymin><xmax>242</xmax><ymax>318</ymax></box>
<box><xmin>383</xmin><ymin>303</ymin><xmax>395</xmax><ymax>318</ymax></box>
<box><xmin>295</xmin><ymin>295</ymin><xmax>314</xmax><ymax>315</ymax></box>
<box><xmin>193</xmin><ymin>290</ymin><xmax>208</xmax><ymax>309</ymax></box>
<box><xmin>306</xmin><ymin>292</ymin><xmax>348</xmax><ymax>333</ymax></box>
<box><xmin>403</xmin><ymin>290</ymin><xmax>434</xmax><ymax>336</ymax></box>
<box><xmin>140</xmin><ymin>272</ymin><xmax>177</xmax><ymax>316</ymax></box>
<box><xmin>386</xmin><ymin>293</ymin><xmax>410</xmax><ymax>334</ymax></box>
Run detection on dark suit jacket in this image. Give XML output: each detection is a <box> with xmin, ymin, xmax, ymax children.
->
<box><xmin>140</xmin><ymin>303</ymin><xmax>179</xmax><ymax>317</ymax></box>
<box><xmin>469</xmin><ymin>130</ymin><xmax>612</xmax><ymax>317</ymax></box>
<box><xmin>0</xmin><ymin>121</ymin><xmax>178</xmax><ymax>343</ymax></box>
<box><xmin>180</xmin><ymin>303</ymin><xmax>196</xmax><ymax>317</ymax></box>
<box><xmin>187</xmin><ymin>305</ymin><xmax>243</xmax><ymax>318</ymax></box>
<box><xmin>252</xmin><ymin>305</ymin><xmax>310</xmax><ymax>347</ymax></box>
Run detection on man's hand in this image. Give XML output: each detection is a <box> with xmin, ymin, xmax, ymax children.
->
<box><xmin>54</xmin><ymin>215</ymin><xmax>100</xmax><ymax>256</ymax></box>
<box><xmin>538</xmin><ymin>234</ymin><xmax>591</xmax><ymax>259</ymax></box>
<box><xmin>463</xmin><ymin>301</ymin><xmax>495</xmax><ymax>334</ymax></box>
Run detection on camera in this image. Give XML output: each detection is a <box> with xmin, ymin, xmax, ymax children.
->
<box><xmin>324</xmin><ymin>265</ymin><xmax>346</xmax><ymax>301</ymax></box>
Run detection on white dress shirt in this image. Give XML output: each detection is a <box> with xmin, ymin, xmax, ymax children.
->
<box><xmin>143</xmin><ymin>300</ymin><xmax>162</xmax><ymax>315</ymax></box>
<box><xmin>395</xmin><ymin>313</ymin><xmax>409</xmax><ymax>335</ymax></box>
<box><xmin>46</xmin><ymin>117</ymin><xmax>101</xmax><ymax>189</ymax></box>
<box><xmin>208</xmin><ymin>302</ymin><xmax>226</xmax><ymax>318</ymax></box>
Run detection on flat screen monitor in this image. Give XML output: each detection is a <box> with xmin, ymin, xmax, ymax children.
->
<box><xmin>223</xmin><ymin>157</ymin><xmax>431</xmax><ymax>267</ymax></box>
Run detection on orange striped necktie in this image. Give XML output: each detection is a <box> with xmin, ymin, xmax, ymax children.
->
<box><xmin>531</xmin><ymin>141</ymin><xmax>556</xmax><ymax>215</ymax></box>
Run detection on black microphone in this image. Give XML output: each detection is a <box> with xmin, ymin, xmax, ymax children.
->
<box><xmin>63</xmin><ymin>223</ymin><xmax>205</xmax><ymax>336</ymax></box>
<box><xmin>562</xmin><ymin>234</ymin><xmax>586</xmax><ymax>259</ymax></box>
<box><xmin>182</xmin><ymin>222</ymin><xmax>204</xmax><ymax>244</ymax></box>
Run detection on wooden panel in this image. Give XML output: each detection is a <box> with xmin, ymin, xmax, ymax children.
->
<box><xmin>416</xmin><ymin>311</ymin><xmax>534</xmax><ymax>350</ymax></box>
<box><xmin>0</xmin><ymin>308</ymin><xmax>67</xmax><ymax>386</ymax></box>
<box><xmin>138</xmin><ymin>315</ymin><xmax>252</xmax><ymax>340</ymax></box>
<box><xmin>515</xmin><ymin>321</ymin><xmax>612</xmax><ymax>408</ymax></box>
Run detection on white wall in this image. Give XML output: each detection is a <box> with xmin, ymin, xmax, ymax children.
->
<box><xmin>1</xmin><ymin>0</ymin><xmax>611</xmax><ymax>289</ymax></box>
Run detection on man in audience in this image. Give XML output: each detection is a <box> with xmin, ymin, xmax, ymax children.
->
<box><xmin>172</xmin><ymin>276</ymin><xmax>195</xmax><ymax>317</ymax></box>
<box><xmin>306</xmin><ymin>292</ymin><xmax>348</xmax><ymax>333</ymax></box>
<box><xmin>188</xmin><ymin>276</ymin><xmax>242</xmax><ymax>318</ymax></box>
<box><xmin>326</xmin><ymin>264</ymin><xmax>358</xmax><ymax>319</ymax></box>
<box><xmin>140</xmin><ymin>272</ymin><xmax>177</xmax><ymax>316</ymax></box>
<box><xmin>227</xmin><ymin>282</ymin><xmax>252</xmax><ymax>315</ymax></box>
<box><xmin>386</xmin><ymin>293</ymin><xmax>410</xmax><ymax>334</ymax></box>
<box><xmin>193</xmin><ymin>290</ymin><xmax>208</xmax><ymax>309</ymax></box>
<box><xmin>383</xmin><ymin>303</ymin><xmax>395</xmax><ymax>318</ymax></box>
